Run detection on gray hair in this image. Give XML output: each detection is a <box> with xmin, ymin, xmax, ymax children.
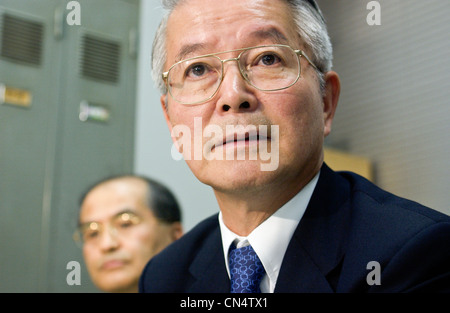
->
<box><xmin>151</xmin><ymin>0</ymin><xmax>333</xmax><ymax>95</ymax></box>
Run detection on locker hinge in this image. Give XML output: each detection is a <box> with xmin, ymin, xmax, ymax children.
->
<box><xmin>128</xmin><ymin>28</ymin><xmax>139</xmax><ymax>59</ymax></box>
<box><xmin>53</xmin><ymin>6</ymin><xmax>64</xmax><ymax>40</ymax></box>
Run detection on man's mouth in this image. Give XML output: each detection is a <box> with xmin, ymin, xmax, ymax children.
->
<box><xmin>101</xmin><ymin>259</ymin><xmax>127</xmax><ymax>270</ymax></box>
<box><xmin>213</xmin><ymin>132</ymin><xmax>270</xmax><ymax>150</ymax></box>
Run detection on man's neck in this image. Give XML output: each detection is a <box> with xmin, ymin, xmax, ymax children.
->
<box><xmin>214</xmin><ymin>165</ymin><xmax>321</xmax><ymax>236</ymax></box>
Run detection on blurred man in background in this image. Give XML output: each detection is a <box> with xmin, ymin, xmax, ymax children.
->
<box><xmin>76</xmin><ymin>175</ymin><xmax>182</xmax><ymax>293</ymax></box>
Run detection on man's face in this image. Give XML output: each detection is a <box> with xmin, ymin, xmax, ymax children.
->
<box><xmin>80</xmin><ymin>178</ymin><xmax>175</xmax><ymax>293</ymax></box>
<box><xmin>162</xmin><ymin>0</ymin><xmax>338</xmax><ymax>194</ymax></box>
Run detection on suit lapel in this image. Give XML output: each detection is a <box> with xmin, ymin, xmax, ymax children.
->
<box><xmin>185</xmin><ymin>164</ymin><xmax>351</xmax><ymax>293</ymax></box>
<box><xmin>187</xmin><ymin>221</ymin><xmax>230</xmax><ymax>293</ymax></box>
<box><xmin>275</xmin><ymin>236</ymin><xmax>335</xmax><ymax>292</ymax></box>
<box><xmin>275</xmin><ymin>163</ymin><xmax>352</xmax><ymax>292</ymax></box>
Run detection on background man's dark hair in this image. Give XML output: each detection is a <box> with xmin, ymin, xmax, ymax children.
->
<box><xmin>78</xmin><ymin>174</ymin><xmax>182</xmax><ymax>224</ymax></box>
<box><xmin>139</xmin><ymin>175</ymin><xmax>181</xmax><ymax>223</ymax></box>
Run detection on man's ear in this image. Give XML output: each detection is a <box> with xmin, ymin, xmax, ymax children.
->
<box><xmin>161</xmin><ymin>94</ymin><xmax>172</xmax><ymax>131</ymax></box>
<box><xmin>170</xmin><ymin>221</ymin><xmax>183</xmax><ymax>241</ymax></box>
<box><xmin>322</xmin><ymin>71</ymin><xmax>340</xmax><ymax>137</ymax></box>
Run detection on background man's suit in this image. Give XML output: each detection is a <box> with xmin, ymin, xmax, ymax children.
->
<box><xmin>139</xmin><ymin>163</ymin><xmax>450</xmax><ymax>292</ymax></box>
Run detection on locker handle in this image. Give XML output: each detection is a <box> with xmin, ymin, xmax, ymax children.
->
<box><xmin>54</xmin><ymin>7</ymin><xmax>64</xmax><ymax>40</ymax></box>
<box><xmin>79</xmin><ymin>100</ymin><xmax>111</xmax><ymax>123</ymax></box>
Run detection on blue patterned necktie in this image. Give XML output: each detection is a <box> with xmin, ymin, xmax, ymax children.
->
<box><xmin>228</xmin><ymin>243</ymin><xmax>265</xmax><ymax>293</ymax></box>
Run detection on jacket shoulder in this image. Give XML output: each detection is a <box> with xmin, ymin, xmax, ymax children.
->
<box><xmin>335</xmin><ymin>170</ymin><xmax>450</xmax><ymax>292</ymax></box>
<box><xmin>139</xmin><ymin>213</ymin><xmax>219</xmax><ymax>292</ymax></box>
<box><xmin>340</xmin><ymin>170</ymin><xmax>449</xmax><ymax>222</ymax></box>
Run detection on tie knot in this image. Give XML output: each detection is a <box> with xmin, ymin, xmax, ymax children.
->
<box><xmin>228</xmin><ymin>244</ymin><xmax>265</xmax><ymax>293</ymax></box>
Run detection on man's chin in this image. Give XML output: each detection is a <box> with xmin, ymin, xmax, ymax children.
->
<box><xmin>201</xmin><ymin>161</ymin><xmax>280</xmax><ymax>193</ymax></box>
<box><xmin>97</xmin><ymin>276</ymin><xmax>137</xmax><ymax>293</ymax></box>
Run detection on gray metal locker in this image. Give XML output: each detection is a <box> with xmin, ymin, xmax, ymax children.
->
<box><xmin>0</xmin><ymin>0</ymin><xmax>140</xmax><ymax>292</ymax></box>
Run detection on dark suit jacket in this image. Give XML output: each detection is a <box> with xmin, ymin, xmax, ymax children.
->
<box><xmin>139</xmin><ymin>163</ymin><xmax>450</xmax><ymax>292</ymax></box>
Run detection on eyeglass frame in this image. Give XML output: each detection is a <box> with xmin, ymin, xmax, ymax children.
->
<box><xmin>162</xmin><ymin>44</ymin><xmax>320</xmax><ymax>105</ymax></box>
<box><xmin>72</xmin><ymin>210</ymin><xmax>143</xmax><ymax>247</ymax></box>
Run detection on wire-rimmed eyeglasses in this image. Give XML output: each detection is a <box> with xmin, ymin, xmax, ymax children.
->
<box><xmin>73</xmin><ymin>211</ymin><xmax>142</xmax><ymax>247</ymax></box>
<box><xmin>162</xmin><ymin>44</ymin><xmax>319</xmax><ymax>105</ymax></box>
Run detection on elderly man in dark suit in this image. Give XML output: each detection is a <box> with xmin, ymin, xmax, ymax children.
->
<box><xmin>139</xmin><ymin>0</ymin><xmax>450</xmax><ymax>293</ymax></box>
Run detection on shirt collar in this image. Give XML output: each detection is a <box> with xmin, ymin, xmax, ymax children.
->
<box><xmin>218</xmin><ymin>172</ymin><xmax>320</xmax><ymax>292</ymax></box>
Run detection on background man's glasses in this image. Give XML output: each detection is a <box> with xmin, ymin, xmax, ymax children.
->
<box><xmin>163</xmin><ymin>44</ymin><xmax>319</xmax><ymax>105</ymax></box>
<box><xmin>73</xmin><ymin>211</ymin><xmax>141</xmax><ymax>247</ymax></box>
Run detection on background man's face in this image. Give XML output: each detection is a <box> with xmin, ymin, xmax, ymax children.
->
<box><xmin>80</xmin><ymin>178</ymin><xmax>174</xmax><ymax>293</ymax></box>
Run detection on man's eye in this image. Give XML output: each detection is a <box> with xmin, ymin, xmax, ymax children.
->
<box><xmin>185</xmin><ymin>63</ymin><xmax>210</xmax><ymax>78</ymax></box>
<box><xmin>116</xmin><ymin>212</ymin><xmax>140</xmax><ymax>229</ymax></box>
<box><xmin>259</xmin><ymin>53</ymin><xmax>282</xmax><ymax>66</ymax></box>
<box><xmin>83</xmin><ymin>230</ymin><xmax>99</xmax><ymax>239</ymax></box>
<box><xmin>119</xmin><ymin>221</ymin><xmax>134</xmax><ymax>228</ymax></box>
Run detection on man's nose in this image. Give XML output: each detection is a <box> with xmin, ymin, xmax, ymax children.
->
<box><xmin>215</xmin><ymin>60</ymin><xmax>258</xmax><ymax>113</ymax></box>
<box><xmin>99</xmin><ymin>225</ymin><xmax>119</xmax><ymax>251</ymax></box>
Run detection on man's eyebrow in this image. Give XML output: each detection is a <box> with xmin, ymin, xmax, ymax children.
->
<box><xmin>112</xmin><ymin>208</ymin><xmax>140</xmax><ymax>219</ymax></box>
<box><xmin>175</xmin><ymin>43</ymin><xmax>207</xmax><ymax>62</ymax></box>
<box><xmin>174</xmin><ymin>28</ymin><xmax>288</xmax><ymax>62</ymax></box>
<box><xmin>78</xmin><ymin>208</ymin><xmax>138</xmax><ymax>227</ymax></box>
<box><xmin>249</xmin><ymin>27</ymin><xmax>289</xmax><ymax>45</ymax></box>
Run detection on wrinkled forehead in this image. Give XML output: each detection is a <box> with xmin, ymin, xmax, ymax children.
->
<box><xmin>165</xmin><ymin>0</ymin><xmax>299</xmax><ymax>63</ymax></box>
<box><xmin>80</xmin><ymin>178</ymin><xmax>149</xmax><ymax>222</ymax></box>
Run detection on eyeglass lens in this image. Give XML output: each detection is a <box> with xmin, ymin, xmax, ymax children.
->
<box><xmin>76</xmin><ymin>211</ymin><xmax>141</xmax><ymax>245</ymax></box>
<box><xmin>167</xmin><ymin>45</ymin><xmax>301</xmax><ymax>104</ymax></box>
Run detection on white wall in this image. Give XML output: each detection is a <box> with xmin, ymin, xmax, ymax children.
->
<box><xmin>134</xmin><ymin>1</ymin><xmax>219</xmax><ymax>232</ymax></box>
<box><xmin>317</xmin><ymin>0</ymin><xmax>450</xmax><ymax>215</ymax></box>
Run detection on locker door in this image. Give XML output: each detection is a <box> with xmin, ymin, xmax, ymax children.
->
<box><xmin>0</xmin><ymin>0</ymin><xmax>62</xmax><ymax>292</ymax></box>
<box><xmin>46</xmin><ymin>0</ymin><xmax>139</xmax><ymax>292</ymax></box>
<box><xmin>0</xmin><ymin>0</ymin><xmax>139</xmax><ymax>292</ymax></box>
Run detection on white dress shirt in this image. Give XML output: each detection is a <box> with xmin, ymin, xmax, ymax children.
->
<box><xmin>219</xmin><ymin>172</ymin><xmax>320</xmax><ymax>293</ymax></box>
